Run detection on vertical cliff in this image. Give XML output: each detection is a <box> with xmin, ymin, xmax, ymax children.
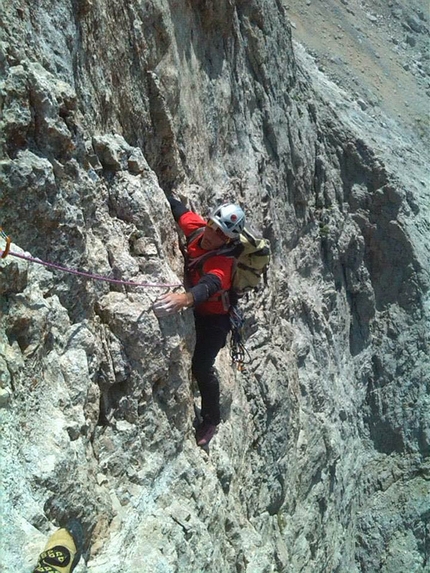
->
<box><xmin>1</xmin><ymin>1</ymin><xmax>429</xmax><ymax>572</ymax></box>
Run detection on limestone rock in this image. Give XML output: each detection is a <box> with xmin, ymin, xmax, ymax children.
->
<box><xmin>0</xmin><ymin>0</ymin><xmax>429</xmax><ymax>572</ymax></box>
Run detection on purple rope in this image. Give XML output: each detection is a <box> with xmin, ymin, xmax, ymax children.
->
<box><xmin>0</xmin><ymin>249</ymin><xmax>182</xmax><ymax>289</ymax></box>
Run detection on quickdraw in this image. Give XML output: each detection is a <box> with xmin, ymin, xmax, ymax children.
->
<box><xmin>0</xmin><ymin>228</ymin><xmax>11</xmax><ymax>259</ymax></box>
<box><xmin>229</xmin><ymin>305</ymin><xmax>251</xmax><ymax>372</ymax></box>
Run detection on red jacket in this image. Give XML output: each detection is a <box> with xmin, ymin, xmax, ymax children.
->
<box><xmin>178</xmin><ymin>211</ymin><xmax>234</xmax><ymax>315</ymax></box>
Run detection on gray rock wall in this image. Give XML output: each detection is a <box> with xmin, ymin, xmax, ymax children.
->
<box><xmin>0</xmin><ymin>1</ymin><xmax>429</xmax><ymax>572</ymax></box>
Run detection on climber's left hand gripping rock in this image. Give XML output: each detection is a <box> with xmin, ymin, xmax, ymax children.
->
<box><xmin>152</xmin><ymin>292</ymin><xmax>193</xmax><ymax>317</ymax></box>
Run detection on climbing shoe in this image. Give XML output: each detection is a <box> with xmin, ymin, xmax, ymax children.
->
<box><xmin>33</xmin><ymin>520</ymin><xmax>84</xmax><ymax>573</ymax></box>
<box><xmin>196</xmin><ymin>421</ymin><xmax>218</xmax><ymax>447</ymax></box>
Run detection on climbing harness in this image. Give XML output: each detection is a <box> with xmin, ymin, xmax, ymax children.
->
<box><xmin>0</xmin><ymin>228</ymin><xmax>181</xmax><ymax>290</ymax></box>
<box><xmin>229</xmin><ymin>305</ymin><xmax>250</xmax><ymax>372</ymax></box>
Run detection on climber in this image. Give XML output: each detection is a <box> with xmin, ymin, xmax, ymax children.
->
<box><xmin>153</xmin><ymin>198</ymin><xmax>246</xmax><ymax>447</ymax></box>
<box><xmin>32</xmin><ymin>519</ymin><xmax>84</xmax><ymax>573</ymax></box>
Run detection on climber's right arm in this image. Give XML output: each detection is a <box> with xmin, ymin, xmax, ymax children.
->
<box><xmin>168</xmin><ymin>196</ymin><xmax>189</xmax><ymax>222</ymax></box>
<box><xmin>167</xmin><ymin>196</ymin><xmax>207</xmax><ymax>237</ymax></box>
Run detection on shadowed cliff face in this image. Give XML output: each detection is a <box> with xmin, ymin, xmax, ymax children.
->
<box><xmin>0</xmin><ymin>1</ymin><xmax>429</xmax><ymax>572</ymax></box>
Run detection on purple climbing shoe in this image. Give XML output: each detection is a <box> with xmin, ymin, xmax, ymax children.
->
<box><xmin>196</xmin><ymin>421</ymin><xmax>218</xmax><ymax>447</ymax></box>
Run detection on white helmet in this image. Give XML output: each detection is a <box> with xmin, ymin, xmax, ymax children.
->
<box><xmin>208</xmin><ymin>203</ymin><xmax>246</xmax><ymax>238</ymax></box>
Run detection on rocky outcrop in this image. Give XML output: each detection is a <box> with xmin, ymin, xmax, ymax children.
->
<box><xmin>0</xmin><ymin>1</ymin><xmax>429</xmax><ymax>572</ymax></box>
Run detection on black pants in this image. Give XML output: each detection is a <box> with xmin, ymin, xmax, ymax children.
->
<box><xmin>192</xmin><ymin>312</ymin><xmax>231</xmax><ymax>426</ymax></box>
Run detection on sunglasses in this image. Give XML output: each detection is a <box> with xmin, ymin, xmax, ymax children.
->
<box><xmin>206</xmin><ymin>219</ymin><xmax>229</xmax><ymax>240</ymax></box>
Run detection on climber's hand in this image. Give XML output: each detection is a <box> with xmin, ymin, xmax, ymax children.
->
<box><xmin>152</xmin><ymin>292</ymin><xmax>193</xmax><ymax>317</ymax></box>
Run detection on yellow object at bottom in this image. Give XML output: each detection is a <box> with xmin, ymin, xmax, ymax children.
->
<box><xmin>33</xmin><ymin>529</ymin><xmax>77</xmax><ymax>573</ymax></box>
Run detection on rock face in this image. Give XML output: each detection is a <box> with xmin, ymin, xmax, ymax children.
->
<box><xmin>0</xmin><ymin>1</ymin><xmax>429</xmax><ymax>572</ymax></box>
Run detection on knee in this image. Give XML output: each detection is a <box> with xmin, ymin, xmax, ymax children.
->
<box><xmin>192</xmin><ymin>362</ymin><xmax>209</xmax><ymax>381</ymax></box>
<box><xmin>192</xmin><ymin>363</ymin><xmax>216</xmax><ymax>384</ymax></box>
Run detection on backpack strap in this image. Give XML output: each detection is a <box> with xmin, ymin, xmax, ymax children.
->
<box><xmin>187</xmin><ymin>227</ymin><xmax>205</xmax><ymax>246</ymax></box>
<box><xmin>187</xmin><ymin>240</ymin><xmax>237</xmax><ymax>272</ymax></box>
<box><xmin>207</xmin><ymin>289</ymin><xmax>231</xmax><ymax>312</ymax></box>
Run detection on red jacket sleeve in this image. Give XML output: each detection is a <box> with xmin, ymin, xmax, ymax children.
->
<box><xmin>177</xmin><ymin>211</ymin><xmax>206</xmax><ymax>238</ymax></box>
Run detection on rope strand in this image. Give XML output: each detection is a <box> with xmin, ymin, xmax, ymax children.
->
<box><xmin>0</xmin><ymin>248</ymin><xmax>182</xmax><ymax>289</ymax></box>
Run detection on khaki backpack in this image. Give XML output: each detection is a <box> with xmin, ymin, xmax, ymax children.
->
<box><xmin>186</xmin><ymin>227</ymin><xmax>271</xmax><ymax>296</ymax></box>
<box><xmin>231</xmin><ymin>228</ymin><xmax>271</xmax><ymax>294</ymax></box>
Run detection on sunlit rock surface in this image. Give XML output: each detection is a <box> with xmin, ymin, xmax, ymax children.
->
<box><xmin>0</xmin><ymin>1</ymin><xmax>429</xmax><ymax>572</ymax></box>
